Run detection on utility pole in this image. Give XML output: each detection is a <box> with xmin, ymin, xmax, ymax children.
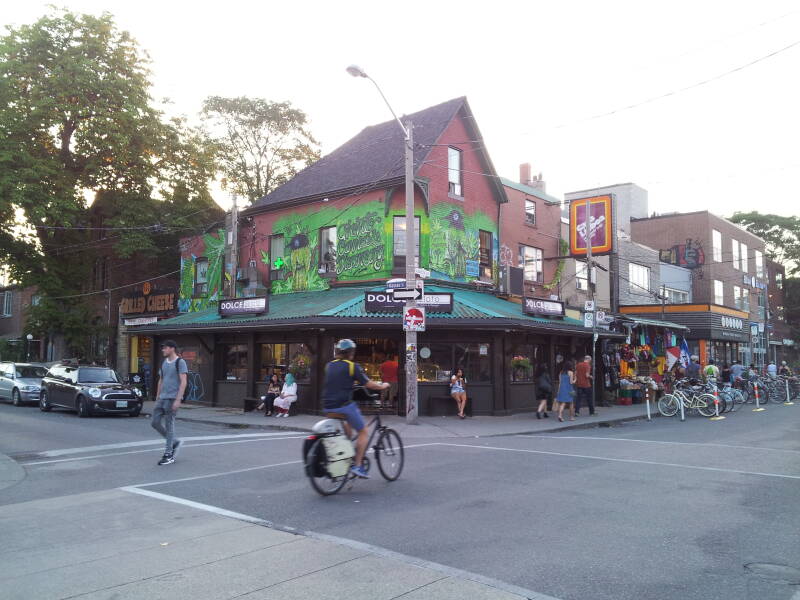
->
<box><xmin>404</xmin><ymin>121</ymin><xmax>418</xmax><ymax>425</ymax></box>
<box><xmin>585</xmin><ymin>200</ymin><xmax>597</xmax><ymax>409</ymax></box>
<box><xmin>229</xmin><ymin>196</ymin><xmax>239</xmax><ymax>299</ymax></box>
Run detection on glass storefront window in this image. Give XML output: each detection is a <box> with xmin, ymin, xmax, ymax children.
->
<box><xmin>260</xmin><ymin>343</ymin><xmax>288</xmax><ymax>381</ymax></box>
<box><xmin>417</xmin><ymin>343</ymin><xmax>456</xmax><ymax>382</ymax></box>
<box><xmin>222</xmin><ymin>344</ymin><xmax>247</xmax><ymax>381</ymax></box>
<box><xmin>455</xmin><ymin>343</ymin><xmax>492</xmax><ymax>383</ymax></box>
<box><xmin>509</xmin><ymin>343</ymin><xmax>535</xmax><ymax>382</ymax></box>
<box><xmin>288</xmin><ymin>343</ymin><xmax>313</xmax><ymax>383</ymax></box>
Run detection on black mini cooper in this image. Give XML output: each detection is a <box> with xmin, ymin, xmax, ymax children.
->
<box><xmin>40</xmin><ymin>364</ymin><xmax>143</xmax><ymax>417</ymax></box>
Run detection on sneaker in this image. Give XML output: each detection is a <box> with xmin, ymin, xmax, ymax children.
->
<box><xmin>158</xmin><ymin>454</ymin><xmax>175</xmax><ymax>466</ymax></box>
<box><xmin>350</xmin><ymin>465</ymin><xmax>370</xmax><ymax>479</ymax></box>
<box><xmin>172</xmin><ymin>440</ymin><xmax>182</xmax><ymax>458</ymax></box>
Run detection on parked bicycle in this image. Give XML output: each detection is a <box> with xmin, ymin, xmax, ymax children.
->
<box><xmin>303</xmin><ymin>387</ymin><xmax>404</xmax><ymax>496</ymax></box>
<box><xmin>657</xmin><ymin>378</ymin><xmax>718</xmax><ymax>417</ymax></box>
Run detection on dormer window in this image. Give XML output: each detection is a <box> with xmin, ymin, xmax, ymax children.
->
<box><xmin>448</xmin><ymin>147</ymin><xmax>462</xmax><ymax>197</ymax></box>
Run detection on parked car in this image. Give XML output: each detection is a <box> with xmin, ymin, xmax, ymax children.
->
<box><xmin>0</xmin><ymin>362</ymin><xmax>48</xmax><ymax>406</ymax></box>
<box><xmin>40</xmin><ymin>364</ymin><xmax>143</xmax><ymax>417</ymax></box>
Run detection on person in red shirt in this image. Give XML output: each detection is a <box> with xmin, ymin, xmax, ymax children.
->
<box><xmin>575</xmin><ymin>355</ymin><xmax>596</xmax><ymax>416</ymax></box>
<box><xmin>379</xmin><ymin>354</ymin><xmax>399</xmax><ymax>406</ymax></box>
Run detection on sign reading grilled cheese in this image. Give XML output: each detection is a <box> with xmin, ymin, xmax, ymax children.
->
<box><xmin>120</xmin><ymin>290</ymin><xmax>177</xmax><ymax>316</ymax></box>
<box><xmin>523</xmin><ymin>297</ymin><xmax>565</xmax><ymax>317</ymax></box>
<box><xmin>218</xmin><ymin>296</ymin><xmax>269</xmax><ymax>317</ymax></box>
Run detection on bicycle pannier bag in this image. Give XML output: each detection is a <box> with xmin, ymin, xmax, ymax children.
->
<box><xmin>321</xmin><ymin>434</ymin><xmax>355</xmax><ymax>477</ymax></box>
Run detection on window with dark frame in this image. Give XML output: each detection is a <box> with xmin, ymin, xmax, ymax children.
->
<box><xmin>525</xmin><ymin>199</ymin><xmax>536</xmax><ymax>225</ymax></box>
<box><xmin>448</xmin><ymin>147</ymin><xmax>462</xmax><ymax>196</ymax></box>
<box><xmin>392</xmin><ymin>216</ymin><xmax>420</xmax><ymax>270</ymax></box>
<box><xmin>269</xmin><ymin>234</ymin><xmax>285</xmax><ymax>281</ymax></box>
<box><xmin>519</xmin><ymin>245</ymin><xmax>543</xmax><ymax>283</ymax></box>
<box><xmin>221</xmin><ymin>344</ymin><xmax>248</xmax><ymax>381</ymax></box>
<box><xmin>1</xmin><ymin>290</ymin><xmax>11</xmax><ymax>317</ymax></box>
<box><xmin>318</xmin><ymin>226</ymin><xmax>337</xmax><ymax>276</ymax></box>
<box><xmin>479</xmin><ymin>230</ymin><xmax>493</xmax><ymax>279</ymax></box>
<box><xmin>194</xmin><ymin>257</ymin><xmax>209</xmax><ymax>296</ymax></box>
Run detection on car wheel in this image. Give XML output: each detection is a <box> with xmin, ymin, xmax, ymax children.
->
<box><xmin>39</xmin><ymin>391</ymin><xmax>52</xmax><ymax>412</ymax></box>
<box><xmin>12</xmin><ymin>388</ymin><xmax>23</xmax><ymax>407</ymax></box>
<box><xmin>128</xmin><ymin>406</ymin><xmax>142</xmax><ymax>418</ymax></box>
<box><xmin>77</xmin><ymin>396</ymin><xmax>91</xmax><ymax>418</ymax></box>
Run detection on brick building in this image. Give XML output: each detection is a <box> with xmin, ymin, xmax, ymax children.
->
<box><xmin>766</xmin><ymin>258</ymin><xmax>793</xmax><ymax>364</ymax></box>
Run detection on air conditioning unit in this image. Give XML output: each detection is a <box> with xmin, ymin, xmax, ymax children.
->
<box><xmin>499</xmin><ymin>266</ymin><xmax>524</xmax><ymax>296</ymax></box>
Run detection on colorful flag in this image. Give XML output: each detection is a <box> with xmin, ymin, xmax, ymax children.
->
<box><xmin>679</xmin><ymin>338</ymin><xmax>691</xmax><ymax>368</ymax></box>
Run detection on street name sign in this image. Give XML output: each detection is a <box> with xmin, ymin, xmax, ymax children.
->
<box><xmin>394</xmin><ymin>288</ymin><xmax>424</xmax><ymax>301</ymax></box>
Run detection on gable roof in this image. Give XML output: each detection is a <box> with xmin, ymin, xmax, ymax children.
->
<box><xmin>248</xmin><ymin>97</ymin><xmax>507</xmax><ymax>212</ymax></box>
<box><xmin>500</xmin><ymin>177</ymin><xmax>561</xmax><ymax>204</ymax></box>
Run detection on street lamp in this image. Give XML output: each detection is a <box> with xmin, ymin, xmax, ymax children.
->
<box><xmin>26</xmin><ymin>333</ymin><xmax>33</xmax><ymax>362</ymax></box>
<box><xmin>347</xmin><ymin>64</ymin><xmax>418</xmax><ymax>424</ymax></box>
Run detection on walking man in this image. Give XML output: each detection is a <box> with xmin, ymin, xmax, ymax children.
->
<box><xmin>379</xmin><ymin>353</ymin><xmax>399</xmax><ymax>406</ymax></box>
<box><xmin>575</xmin><ymin>355</ymin><xmax>595</xmax><ymax>416</ymax></box>
<box><xmin>152</xmin><ymin>340</ymin><xmax>188</xmax><ymax>466</ymax></box>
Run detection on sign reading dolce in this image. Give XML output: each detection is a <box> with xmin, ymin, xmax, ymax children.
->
<box><xmin>523</xmin><ymin>297</ymin><xmax>565</xmax><ymax>317</ymax></box>
<box><xmin>218</xmin><ymin>296</ymin><xmax>269</xmax><ymax>317</ymax></box>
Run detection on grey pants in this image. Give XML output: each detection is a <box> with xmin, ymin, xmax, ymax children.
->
<box><xmin>151</xmin><ymin>398</ymin><xmax>179</xmax><ymax>454</ymax></box>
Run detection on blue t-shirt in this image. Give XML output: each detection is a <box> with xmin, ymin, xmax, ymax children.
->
<box><xmin>730</xmin><ymin>363</ymin><xmax>744</xmax><ymax>381</ymax></box>
<box><xmin>323</xmin><ymin>359</ymin><xmax>369</xmax><ymax>409</ymax></box>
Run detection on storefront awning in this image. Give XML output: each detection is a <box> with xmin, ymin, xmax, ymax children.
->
<box><xmin>619</xmin><ymin>315</ymin><xmax>689</xmax><ymax>331</ymax></box>
<box><xmin>127</xmin><ymin>284</ymin><xmax>622</xmax><ymax>337</ymax></box>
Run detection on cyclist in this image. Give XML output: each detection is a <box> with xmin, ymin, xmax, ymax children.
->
<box><xmin>323</xmin><ymin>339</ymin><xmax>390</xmax><ymax>479</ymax></box>
<box><xmin>703</xmin><ymin>359</ymin><xmax>720</xmax><ymax>383</ymax></box>
<box><xmin>778</xmin><ymin>361</ymin><xmax>793</xmax><ymax>377</ymax></box>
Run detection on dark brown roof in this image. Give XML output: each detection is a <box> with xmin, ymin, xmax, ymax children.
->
<box><xmin>248</xmin><ymin>97</ymin><xmax>506</xmax><ymax>212</ymax></box>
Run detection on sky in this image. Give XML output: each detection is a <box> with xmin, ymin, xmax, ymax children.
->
<box><xmin>3</xmin><ymin>1</ymin><xmax>799</xmax><ymax>217</ymax></box>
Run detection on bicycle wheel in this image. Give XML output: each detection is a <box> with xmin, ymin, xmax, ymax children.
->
<box><xmin>305</xmin><ymin>439</ymin><xmax>349</xmax><ymax>496</ymax></box>
<box><xmin>657</xmin><ymin>394</ymin><xmax>679</xmax><ymax>417</ymax></box>
<box><xmin>772</xmin><ymin>382</ymin><xmax>788</xmax><ymax>403</ymax></box>
<box><xmin>696</xmin><ymin>394</ymin><xmax>718</xmax><ymax>417</ymax></box>
<box><xmin>375</xmin><ymin>428</ymin><xmax>404</xmax><ymax>481</ymax></box>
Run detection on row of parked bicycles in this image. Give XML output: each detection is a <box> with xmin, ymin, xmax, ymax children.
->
<box><xmin>657</xmin><ymin>375</ymin><xmax>799</xmax><ymax>418</ymax></box>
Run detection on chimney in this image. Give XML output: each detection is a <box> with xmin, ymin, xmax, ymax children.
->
<box><xmin>519</xmin><ymin>163</ymin><xmax>532</xmax><ymax>186</ymax></box>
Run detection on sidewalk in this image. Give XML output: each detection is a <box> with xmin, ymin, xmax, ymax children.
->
<box><xmin>0</xmin><ymin>487</ymin><xmax>551</xmax><ymax>600</ymax></box>
<box><xmin>144</xmin><ymin>400</ymin><xmax>658</xmax><ymax>438</ymax></box>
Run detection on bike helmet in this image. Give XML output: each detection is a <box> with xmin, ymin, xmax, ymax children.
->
<box><xmin>335</xmin><ymin>339</ymin><xmax>356</xmax><ymax>352</ymax></box>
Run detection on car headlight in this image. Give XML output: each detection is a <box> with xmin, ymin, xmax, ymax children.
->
<box><xmin>22</xmin><ymin>385</ymin><xmax>40</xmax><ymax>392</ymax></box>
<box><xmin>87</xmin><ymin>387</ymin><xmax>102</xmax><ymax>398</ymax></box>
<box><xmin>133</xmin><ymin>388</ymin><xmax>142</xmax><ymax>397</ymax></box>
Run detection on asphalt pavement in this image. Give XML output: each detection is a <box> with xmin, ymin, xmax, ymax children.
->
<box><xmin>1</xmin><ymin>399</ymin><xmax>799</xmax><ymax>600</ymax></box>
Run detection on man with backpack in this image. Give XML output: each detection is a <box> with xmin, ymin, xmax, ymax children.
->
<box><xmin>152</xmin><ymin>339</ymin><xmax>188</xmax><ymax>466</ymax></box>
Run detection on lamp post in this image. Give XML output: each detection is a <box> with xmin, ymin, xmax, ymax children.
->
<box><xmin>26</xmin><ymin>333</ymin><xmax>33</xmax><ymax>362</ymax></box>
<box><xmin>347</xmin><ymin>65</ymin><xmax>418</xmax><ymax>424</ymax></box>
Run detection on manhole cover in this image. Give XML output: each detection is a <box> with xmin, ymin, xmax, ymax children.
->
<box><xmin>744</xmin><ymin>563</ymin><xmax>800</xmax><ymax>585</ymax></box>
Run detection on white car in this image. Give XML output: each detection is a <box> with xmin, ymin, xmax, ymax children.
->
<box><xmin>0</xmin><ymin>362</ymin><xmax>48</xmax><ymax>406</ymax></box>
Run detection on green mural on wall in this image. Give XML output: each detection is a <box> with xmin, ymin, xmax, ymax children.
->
<box><xmin>179</xmin><ymin>229</ymin><xmax>225</xmax><ymax>312</ymax></box>
<box><xmin>429</xmin><ymin>203</ymin><xmax>496</xmax><ymax>281</ymax></box>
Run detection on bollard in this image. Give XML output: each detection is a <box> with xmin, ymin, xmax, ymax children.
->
<box><xmin>710</xmin><ymin>383</ymin><xmax>726</xmax><ymax>420</ymax></box>
<box><xmin>645</xmin><ymin>388</ymin><xmax>651</xmax><ymax>421</ymax></box>
<box><xmin>785</xmin><ymin>378</ymin><xmax>794</xmax><ymax>405</ymax></box>
<box><xmin>679</xmin><ymin>391</ymin><xmax>685</xmax><ymax>422</ymax></box>
<box><xmin>753</xmin><ymin>381</ymin><xmax>765</xmax><ymax>412</ymax></box>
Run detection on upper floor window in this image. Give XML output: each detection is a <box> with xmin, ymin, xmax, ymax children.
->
<box><xmin>393</xmin><ymin>216</ymin><xmax>420</xmax><ymax>270</ymax></box>
<box><xmin>194</xmin><ymin>257</ymin><xmax>209</xmax><ymax>296</ymax></box>
<box><xmin>741</xmin><ymin>288</ymin><xmax>750</xmax><ymax>312</ymax></box>
<box><xmin>714</xmin><ymin>280</ymin><xmax>724</xmax><ymax>305</ymax></box>
<box><xmin>525</xmin><ymin>199</ymin><xmax>536</xmax><ymax>225</ymax></box>
<box><xmin>519</xmin><ymin>245</ymin><xmax>543</xmax><ymax>283</ymax></box>
<box><xmin>628</xmin><ymin>262</ymin><xmax>650</xmax><ymax>293</ymax></box>
<box><xmin>448</xmin><ymin>147</ymin><xmax>462</xmax><ymax>197</ymax></box>
<box><xmin>479</xmin><ymin>230</ymin><xmax>493</xmax><ymax>279</ymax></box>
<box><xmin>755</xmin><ymin>249</ymin><xmax>764</xmax><ymax>278</ymax></box>
<box><xmin>776</xmin><ymin>272</ymin><xmax>783</xmax><ymax>288</ymax></box>
<box><xmin>269</xmin><ymin>234</ymin><xmax>286</xmax><ymax>281</ymax></box>
<box><xmin>733</xmin><ymin>285</ymin><xmax>741</xmax><ymax>310</ymax></box>
<box><xmin>319</xmin><ymin>226</ymin><xmax>337</xmax><ymax>276</ymax></box>
<box><xmin>712</xmin><ymin>229</ymin><xmax>722</xmax><ymax>262</ymax></box>
<box><xmin>740</xmin><ymin>242</ymin><xmax>748</xmax><ymax>272</ymax></box>
<box><xmin>1</xmin><ymin>290</ymin><xmax>11</xmax><ymax>317</ymax></box>
<box><xmin>731</xmin><ymin>240</ymin><xmax>740</xmax><ymax>271</ymax></box>
<box><xmin>660</xmin><ymin>286</ymin><xmax>689</xmax><ymax>304</ymax></box>
<box><xmin>31</xmin><ymin>295</ymin><xmax>41</xmax><ymax>306</ymax></box>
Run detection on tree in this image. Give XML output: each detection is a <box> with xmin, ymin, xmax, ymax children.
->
<box><xmin>201</xmin><ymin>96</ymin><xmax>320</xmax><ymax>204</ymax></box>
<box><xmin>729</xmin><ymin>212</ymin><xmax>800</xmax><ymax>274</ymax></box>
<box><xmin>0</xmin><ymin>9</ymin><xmax>219</xmax><ymax>356</ymax></box>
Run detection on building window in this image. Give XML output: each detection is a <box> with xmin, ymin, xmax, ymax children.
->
<box><xmin>714</xmin><ymin>280</ymin><xmax>724</xmax><ymax>305</ymax></box>
<box><xmin>741</xmin><ymin>288</ymin><xmax>750</xmax><ymax>312</ymax></box>
<box><xmin>1</xmin><ymin>291</ymin><xmax>11</xmax><ymax>317</ymax></box>
<box><xmin>448</xmin><ymin>147</ymin><xmax>462</xmax><ymax>197</ymax></box>
<box><xmin>733</xmin><ymin>285</ymin><xmax>741</xmax><ymax>310</ymax></box>
<box><xmin>525</xmin><ymin>199</ymin><xmax>536</xmax><ymax>225</ymax></box>
<box><xmin>712</xmin><ymin>230</ymin><xmax>722</xmax><ymax>262</ymax></box>
<box><xmin>628</xmin><ymin>263</ymin><xmax>650</xmax><ymax>293</ymax></box>
<box><xmin>660</xmin><ymin>286</ymin><xmax>689</xmax><ymax>304</ymax></box>
<box><xmin>755</xmin><ymin>249</ymin><xmax>763</xmax><ymax>278</ymax></box>
<box><xmin>576</xmin><ymin>260</ymin><xmax>588</xmax><ymax>290</ymax></box>
<box><xmin>31</xmin><ymin>295</ymin><xmax>40</xmax><ymax>306</ymax></box>
<box><xmin>318</xmin><ymin>226</ymin><xmax>337</xmax><ymax>276</ymax></box>
<box><xmin>392</xmin><ymin>216</ymin><xmax>420</xmax><ymax>270</ymax></box>
<box><xmin>221</xmin><ymin>344</ymin><xmax>248</xmax><ymax>381</ymax></box>
<box><xmin>519</xmin><ymin>245</ymin><xmax>543</xmax><ymax>283</ymax></box>
<box><xmin>776</xmin><ymin>272</ymin><xmax>783</xmax><ymax>288</ymax></box>
<box><xmin>194</xmin><ymin>257</ymin><xmax>209</xmax><ymax>296</ymax></box>
<box><xmin>740</xmin><ymin>243</ymin><xmax>748</xmax><ymax>272</ymax></box>
<box><xmin>269</xmin><ymin>234</ymin><xmax>285</xmax><ymax>281</ymax></box>
<box><xmin>731</xmin><ymin>241</ymin><xmax>739</xmax><ymax>271</ymax></box>
<box><xmin>479</xmin><ymin>230</ymin><xmax>493</xmax><ymax>279</ymax></box>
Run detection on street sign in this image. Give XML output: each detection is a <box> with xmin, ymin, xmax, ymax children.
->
<box><xmin>596</xmin><ymin>310</ymin><xmax>606</xmax><ymax>322</ymax></box>
<box><xmin>403</xmin><ymin>306</ymin><xmax>426</xmax><ymax>332</ymax></box>
<box><xmin>584</xmin><ymin>300</ymin><xmax>595</xmax><ymax>312</ymax></box>
<box><xmin>414</xmin><ymin>267</ymin><xmax>431</xmax><ymax>279</ymax></box>
<box><xmin>386</xmin><ymin>278</ymin><xmax>424</xmax><ymax>291</ymax></box>
<box><xmin>584</xmin><ymin>312</ymin><xmax>594</xmax><ymax>328</ymax></box>
<box><xmin>394</xmin><ymin>288</ymin><xmax>424</xmax><ymax>301</ymax></box>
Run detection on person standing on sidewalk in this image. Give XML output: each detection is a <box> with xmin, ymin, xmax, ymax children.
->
<box><xmin>534</xmin><ymin>363</ymin><xmax>552</xmax><ymax>419</ymax></box>
<box><xmin>379</xmin><ymin>353</ymin><xmax>399</xmax><ymax>407</ymax></box>
<box><xmin>555</xmin><ymin>360</ymin><xmax>576</xmax><ymax>422</ymax></box>
<box><xmin>574</xmin><ymin>355</ymin><xmax>595</xmax><ymax>417</ymax></box>
<box><xmin>152</xmin><ymin>340</ymin><xmax>188</xmax><ymax>466</ymax></box>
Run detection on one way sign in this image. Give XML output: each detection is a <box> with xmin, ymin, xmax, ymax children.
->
<box><xmin>393</xmin><ymin>287</ymin><xmax>423</xmax><ymax>301</ymax></box>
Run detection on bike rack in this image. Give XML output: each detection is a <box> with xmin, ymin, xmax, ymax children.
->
<box><xmin>709</xmin><ymin>383</ymin><xmax>725</xmax><ymax>421</ymax></box>
<box><xmin>753</xmin><ymin>381</ymin><xmax>765</xmax><ymax>412</ymax></box>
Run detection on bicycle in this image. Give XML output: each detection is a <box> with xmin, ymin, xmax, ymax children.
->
<box><xmin>303</xmin><ymin>387</ymin><xmax>404</xmax><ymax>496</ymax></box>
<box><xmin>657</xmin><ymin>379</ymin><xmax>717</xmax><ymax>417</ymax></box>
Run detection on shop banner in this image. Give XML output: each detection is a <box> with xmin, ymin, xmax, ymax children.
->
<box><xmin>523</xmin><ymin>297</ymin><xmax>565</xmax><ymax>318</ymax></box>
<box><xmin>569</xmin><ymin>195</ymin><xmax>614</xmax><ymax>257</ymax></box>
<box><xmin>364</xmin><ymin>292</ymin><xmax>453</xmax><ymax>313</ymax></box>
<box><xmin>218</xmin><ymin>296</ymin><xmax>268</xmax><ymax>317</ymax></box>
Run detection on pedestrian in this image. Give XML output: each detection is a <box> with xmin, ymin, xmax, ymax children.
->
<box><xmin>778</xmin><ymin>361</ymin><xmax>792</xmax><ymax>377</ymax></box>
<box><xmin>686</xmin><ymin>355</ymin><xmax>702</xmax><ymax>382</ymax></box>
<box><xmin>450</xmin><ymin>367</ymin><xmax>468</xmax><ymax>419</ymax></box>
<box><xmin>721</xmin><ymin>363</ymin><xmax>731</xmax><ymax>385</ymax></box>
<box><xmin>574</xmin><ymin>355</ymin><xmax>595</xmax><ymax>417</ymax></box>
<box><xmin>379</xmin><ymin>353</ymin><xmax>399</xmax><ymax>406</ymax></box>
<box><xmin>151</xmin><ymin>340</ymin><xmax>188</xmax><ymax>466</ymax></box>
<box><xmin>767</xmin><ymin>360</ymin><xmax>778</xmax><ymax>378</ymax></box>
<box><xmin>703</xmin><ymin>359</ymin><xmax>720</xmax><ymax>382</ymax></box>
<box><xmin>555</xmin><ymin>360</ymin><xmax>576</xmax><ymax>422</ymax></box>
<box><xmin>730</xmin><ymin>358</ymin><xmax>744</xmax><ymax>385</ymax></box>
<box><xmin>257</xmin><ymin>374</ymin><xmax>281</xmax><ymax>416</ymax></box>
<box><xmin>273</xmin><ymin>373</ymin><xmax>297</xmax><ymax>417</ymax></box>
<box><xmin>534</xmin><ymin>363</ymin><xmax>552</xmax><ymax>419</ymax></box>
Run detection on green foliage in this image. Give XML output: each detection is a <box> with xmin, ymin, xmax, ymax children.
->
<box><xmin>201</xmin><ymin>96</ymin><xmax>320</xmax><ymax>204</ymax></box>
<box><xmin>729</xmin><ymin>212</ymin><xmax>800</xmax><ymax>274</ymax></box>
<box><xmin>429</xmin><ymin>204</ymin><xmax>493</xmax><ymax>280</ymax></box>
<box><xmin>543</xmin><ymin>239</ymin><xmax>569</xmax><ymax>291</ymax></box>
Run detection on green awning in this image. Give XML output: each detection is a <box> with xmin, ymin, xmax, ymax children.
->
<box><xmin>620</xmin><ymin>315</ymin><xmax>689</xmax><ymax>331</ymax></box>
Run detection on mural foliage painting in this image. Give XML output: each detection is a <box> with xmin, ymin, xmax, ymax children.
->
<box><xmin>179</xmin><ymin>229</ymin><xmax>225</xmax><ymax>312</ymax></box>
<box><xmin>428</xmin><ymin>203</ymin><xmax>496</xmax><ymax>281</ymax></box>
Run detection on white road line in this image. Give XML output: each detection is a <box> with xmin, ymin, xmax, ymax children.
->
<box><xmin>119</xmin><ymin>486</ymin><xmax>559</xmax><ymax>600</ymax></box>
<box><xmin>39</xmin><ymin>433</ymin><xmax>296</xmax><ymax>457</ymax></box>
<box><xmin>519</xmin><ymin>435</ymin><xmax>800</xmax><ymax>454</ymax></box>
<box><xmin>436</xmin><ymin>443</ymin><xmax>800</xmax><ymax>481</ymax></box>
<box><xmin>24</xmin><ymin>436</ymin><xmax>306</xmax><ymax>465</ymax></box>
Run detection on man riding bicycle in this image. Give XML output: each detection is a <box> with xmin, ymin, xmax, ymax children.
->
<box><xmin>323</xmin><ymin>339</ymin><xmax>389</xmax><ymax>479</ymax></box>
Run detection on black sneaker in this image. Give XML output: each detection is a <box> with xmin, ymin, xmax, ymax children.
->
<box><xmin>172</xmin><ymin>440</ymin><xmax>182</xmax><ymax>458</ymax></box>
<box><xmin>158</xmin><ymin>454</ymin><xmax>175</xmax><ymax>466</ymax></box>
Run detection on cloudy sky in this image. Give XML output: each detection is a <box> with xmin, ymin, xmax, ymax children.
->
<box><xmin>4</xmin><ymin>1</ymin><xmax>799</xmax><ymax>216</ymax></box>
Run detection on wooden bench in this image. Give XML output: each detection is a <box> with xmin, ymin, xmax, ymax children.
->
<box><xmin>427</xmin><ymin>396</ymin><xmax>472</xmax><ymax>417</ymax></box>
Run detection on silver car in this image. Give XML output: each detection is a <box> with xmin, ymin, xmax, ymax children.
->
<box><xmin>0</xmin><ymin>362</ymin><xmax>48</xmax><ymax>406</ymax></box>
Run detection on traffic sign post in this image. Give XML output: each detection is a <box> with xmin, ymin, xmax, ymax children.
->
<box><xmin>403</xmin><ymin>306</ymin><xmax>425</xmax><ymax>332</ymax></box>
<box><xmin>394</xmin><ymin>286</ymin><xmax>424</xmax><ymax>301</ymax></box>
